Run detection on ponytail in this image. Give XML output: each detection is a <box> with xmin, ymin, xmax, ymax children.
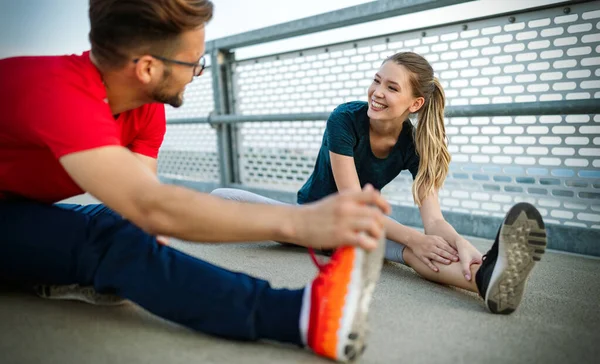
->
<box><xmin>412</xmin><ymin>77</ymin><xmax>451</xmax><ymax>206</ymax></box>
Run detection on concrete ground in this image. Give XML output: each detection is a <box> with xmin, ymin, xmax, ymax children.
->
<box><xmin>1</xmin><ymin>197</ymin><xmax>599</xmax><ymax>364</ymax></box>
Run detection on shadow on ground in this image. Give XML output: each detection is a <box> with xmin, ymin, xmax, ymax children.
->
<box><xmin>1</xmin><ymin>235</ymin><xmax>599</xmax><ymax>364</ymax></box>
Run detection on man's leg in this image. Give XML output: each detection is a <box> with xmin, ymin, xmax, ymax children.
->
<box><xmin>56</xmin><ymin>202</ymin><xmax>121</xmax><ymax>218</ymax></box>
<box><xmin>33</xmin><ymin>203</ymin><xmax>136</xmax><ymax>305</ymax></box>
<box><xmin>0</xmin><ymin>200</ymin><xmax>303</xmax><ymax>343</ymax></box>
<box><xmin>0</xmin><ymin>199</ymin><xmax>387</xmax><ymax>361</ymax></box>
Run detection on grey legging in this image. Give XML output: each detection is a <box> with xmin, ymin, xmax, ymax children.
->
<box><xmin>210</xmin><ymin>188</ymin><xmax>406</xmax><ymax>264</ymax></box>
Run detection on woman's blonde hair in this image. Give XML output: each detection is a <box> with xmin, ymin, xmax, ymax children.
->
<box><xmin>385</xmin><ymin>52</ymin><xmax>451</xmax><ymax>206</ymax></box>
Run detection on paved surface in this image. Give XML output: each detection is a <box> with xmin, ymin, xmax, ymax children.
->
<box><xmin>1</xmin><ymin>196</ymin><xmax>599</xmax><ymax>364</ymax></box>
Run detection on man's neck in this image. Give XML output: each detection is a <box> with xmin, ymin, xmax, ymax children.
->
<box><xmin>90</xmin><ymin>52</ymin><xmax>149</xmax><ymax>115</ymax></box>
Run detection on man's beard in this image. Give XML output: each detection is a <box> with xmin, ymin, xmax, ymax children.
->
<box><xmin>151</xmin><ymin>68</ymin><xmax>184</xmax><ymax>108</ymax></box>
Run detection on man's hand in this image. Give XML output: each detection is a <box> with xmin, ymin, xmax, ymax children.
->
<box><xmin>410</xmin><ymin>234</ymin><xmax>459</xmax><ymax>272</ymax></box>
<box><xmin>295</xmin><ymin>184</ymin><xmax>390</xmax><ymax>251</ymax></box>
<box><xmin>455</xmin><ymin>238</ymin><xmax>483</xmax><ymax>281</ymax></box>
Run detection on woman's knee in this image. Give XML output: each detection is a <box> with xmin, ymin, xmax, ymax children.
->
<box><xmin>210</xmin><ymin>188</ymin><xmax>274</xmax><ymax>204</ymax></box>
<box><xmin>211</xmin><ymin>188</ymin><xmax>244</xmax><ymax>201</ymax></box>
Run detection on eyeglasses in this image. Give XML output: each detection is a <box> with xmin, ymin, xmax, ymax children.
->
<box><xmin>133</xmin><ymin>54</ymin><xmax>206</xmax><ymax>77</ymax></box>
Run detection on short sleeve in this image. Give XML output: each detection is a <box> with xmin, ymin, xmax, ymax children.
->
<box><xmin>128</xmin><ymin>103</ymin><xmax>166</xmax><ymax>158</ymax></box>
<box><xmin>326</xmin><ymin>106</ymin><xmax>357</xmax><ymax>157</ymax></box>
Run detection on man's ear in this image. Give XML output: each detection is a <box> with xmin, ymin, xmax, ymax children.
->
<box><xmin>134</xmin><ymin>55</ymin><xmax>158</xmax><ymax>85</ymax></box>
<box><xmin>409</xmin><ymin>96</ymin><xmax>425</xmax><ymax>113</ymax></box>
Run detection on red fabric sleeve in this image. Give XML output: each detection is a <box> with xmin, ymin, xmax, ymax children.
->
<box><xmin>128</xmin><ymin>103</ymin><xmax>166</xmax><ymax>158</ymax></box>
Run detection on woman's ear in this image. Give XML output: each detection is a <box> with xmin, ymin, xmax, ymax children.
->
<box><xmin>409</xmin><ymin>96</ymin><xmax>425</xmax><ymax>113</ymax></box>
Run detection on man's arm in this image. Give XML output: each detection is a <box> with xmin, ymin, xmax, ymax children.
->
<box><xmin>60</xmin><ymin>146</ymin><xmax>390</xmax><ymax>250</ymax></box>
<box><xmin>133</xmin><ymin>153</ymin><xmax>171</xmax><ymax>245</ymax></box>
<box><xmin>134</xmin><ymin>153</ymin><xmax>158</xmax><ymax>175</ymax></box>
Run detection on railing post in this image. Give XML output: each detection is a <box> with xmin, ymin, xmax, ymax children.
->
<box><xmin>211</xmin><ymin>49</ymin><xmax>236</xmax><ymax>187</ymax></box>
<box><xmin>224</xmin><ymin>51</ymin><xmax>240</xmax><ymax>185</ymax></box>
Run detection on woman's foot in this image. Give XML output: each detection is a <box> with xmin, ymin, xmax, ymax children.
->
<box><xmin>475</xmin><ymin>203</ymin><xmax>547</xmax><ymax>314</ymax></box>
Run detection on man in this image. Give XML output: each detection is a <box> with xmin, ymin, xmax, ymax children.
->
<box><xmin>0</xmin><ymin>0</ymin><xmax>390</xmax><ymax>362</ymax></box>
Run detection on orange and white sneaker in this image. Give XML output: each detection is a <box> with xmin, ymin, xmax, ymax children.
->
<box><xmin>300</xmin><ymin>233</ymin><xmax>385</xmax><ymax>362</ymax></box>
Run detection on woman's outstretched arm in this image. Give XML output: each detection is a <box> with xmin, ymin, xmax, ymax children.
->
<box><xmin>419</xmin><ymin>190</ymin><xmax>483</xmax><ymax>280</ymax></box>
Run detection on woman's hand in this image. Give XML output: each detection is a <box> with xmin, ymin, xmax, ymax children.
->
<box><xmin>411</xmin><ymin>234</ymin><xmax>459</xmax><ymax>272</ymax></box>
<box><xmin>455</xmin><ymin>238</ymin><xmax>483</xmax><ymax>281</ymax></box>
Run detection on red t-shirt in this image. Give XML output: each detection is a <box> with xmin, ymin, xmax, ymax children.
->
<box><xmin>0</xmin><ymin>51</ymin><xmax>166</xmax><ymax>203</ymax></box>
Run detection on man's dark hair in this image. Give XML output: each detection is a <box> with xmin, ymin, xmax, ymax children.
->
<box><xmin>89</xmin><ymin>0</ymin><xmax>213</xmax><ymax>68</ymax></box>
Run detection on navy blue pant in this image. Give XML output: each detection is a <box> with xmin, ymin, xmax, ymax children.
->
<box><xmin>0</xmin><ymin>200</ymin><xmax>303</xmax><ymax>344</ymax></box>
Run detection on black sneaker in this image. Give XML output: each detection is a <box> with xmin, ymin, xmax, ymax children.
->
<box><xmin>475</xmin><ymin>202</ymin><xmax>547</xmax><ymax>314</ymax></box>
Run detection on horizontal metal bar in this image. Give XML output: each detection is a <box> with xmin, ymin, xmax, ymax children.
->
<box><xmin>445</xmin><ymin>99</ymin><xmax>600</xmax><ymax>117</ymax></box>
<box><xmin>167</xmin><ymin>117</ymin><xmax>210</xmax><ymax>124</ymax></box>
<box><xmin>167</xmin><ymin>100</ymin><xmax>600</xmax><ymax>125</ymax></box>
<box><xmin>230</xmin><ymin>0</ymin><xmax>581</xmax><ymax>64</ymax></box>
<box><xmin>214</xmin><ymin>112</ymin><xmax>331</xmax><ymax>123</ymax></box>
<box><xmin>167</xmin><ymin>112</ymin><xmax>329</xmax><ymax>124</ymax></box>
<box><xmin>205</xmin><ymin>0</ymin><xmax>475</xmax><ymax>52</ymax></box>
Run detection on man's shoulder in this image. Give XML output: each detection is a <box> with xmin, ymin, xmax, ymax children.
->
<box><xmin>2</xmin><ymin>51</ymin><xmax>105</xmax><ymax>105</ymax></box>
<box><xmin>50</xmin><ymin>52</ymin><xmax>105</xmax><ymax>94</ymax></box>
<box><xmin>1</xmin><ymin>52</ymin><xmax>94</xmax><ymax>81</ymax></box>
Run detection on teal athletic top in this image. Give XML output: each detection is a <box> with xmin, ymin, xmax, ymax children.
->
<box><xmin>297</xmin><ymin>101</ymin><xmax>420</xmax><ymax>204</ymax></box>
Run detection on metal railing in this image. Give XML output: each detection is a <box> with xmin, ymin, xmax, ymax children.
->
<box><xmin>158</xmin><ymin>0</ymin><xmax>600</xmax><ymax>256</ymax></box>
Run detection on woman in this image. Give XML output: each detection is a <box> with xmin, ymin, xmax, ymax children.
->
<box><xmin>212</xmin><ymin>52</ymin><xmax>547</xmax><ymax>314</ymax></box>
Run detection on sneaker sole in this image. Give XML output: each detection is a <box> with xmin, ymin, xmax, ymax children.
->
<box><xmin>336</xmin><ymin>232</ymin><xmax>386</xmax><ymax>362</ymax></box>
<box><xmin>485</xmin><ymin>202</ymin><xmax>547</xmax><ymax>314</ymax></box>
<box><xmin>34</xmin><ymin>284</ymin><xmax>127</xmax><ymax>306</ymax></box>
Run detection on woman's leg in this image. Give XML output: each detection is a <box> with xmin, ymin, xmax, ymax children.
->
<box><xmin>384</xmin><ymin>240</ymin><xmax>407</xmax><ymax>264</ymax></box>
<box><xmin>211</xmin><ymin>188</ymin><xmax>297</xmax><ymax>248</ymax></box>
<box><xmin>211</xmin><ymin>188</ymin><xmax>289</xmax><ymax>205</ymax></box>
<box><xmin>212</xmin><ymin>189</ymin><xmax>412</xmax><ymax>262</ymax></box>
<box><xmin>403</xmin><ymin>203</ymin><xmax>547</xmax><ymax>316</ymax></box>
<box><xmin>403</xmin><ymin>248</ymin><xmax>481</xmax><ymax>293</ymax></box>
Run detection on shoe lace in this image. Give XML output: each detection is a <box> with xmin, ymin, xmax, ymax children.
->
<box><xmin>308</xmin><ymin>248</ymin><xmax>334</xmax><ymax>272</ymax></box>
<box><xmin>308</xmin><ymin>248</ymin><xmax>327</xmax><ymax>271</ymax></box>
